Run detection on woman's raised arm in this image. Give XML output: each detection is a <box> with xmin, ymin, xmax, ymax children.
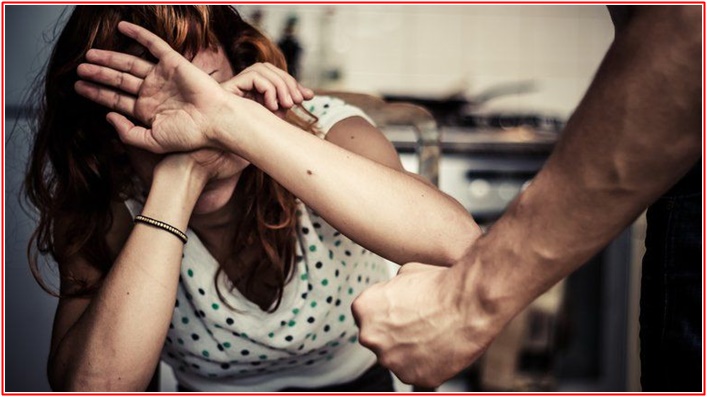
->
<box><xmin>76</xmin><ymin>21</ymin><xmax>481</xmax><ymax>267</ymax></box>
<box><xmin>48</xmin><ymin>156</ymin><xmax>208</xmax><ymax>391</ymax></box>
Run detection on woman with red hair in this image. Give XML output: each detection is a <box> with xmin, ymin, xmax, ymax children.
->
<box><xmin>25</xmin><ymin>5</ymin><xmax>480</xmax><ymax>392</ymax></box>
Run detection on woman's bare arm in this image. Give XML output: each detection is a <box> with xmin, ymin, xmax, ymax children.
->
<box><xmin>230</xmin><ymin>110</ymin><xmax>480</xmax><ymax>267</ymax></box>
<box><xmin>48</xmin><ymin>158</ymin><xmax>206</xmax><ymax>391</ymax></box>
<box><xmin>75</xmin><ymin>21</ymin><xmax>482</xmax><ymax>268</ymax></box>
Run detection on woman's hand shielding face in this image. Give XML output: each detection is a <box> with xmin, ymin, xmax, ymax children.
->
<box><xmin>75</xmin><ymin>21</ymin><xmax>313</xmax><ymax>156</ymax></box>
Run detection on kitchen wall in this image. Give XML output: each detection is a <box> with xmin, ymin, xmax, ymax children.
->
<box><xmin>4</xmin><ymin>5</ymin><xmax>615</xmax><ymax>392</ymax></box>
<box><xmin>237</xmin><ymin>5</ymin><xmax>614</xmax><ymax>118</ymax></box>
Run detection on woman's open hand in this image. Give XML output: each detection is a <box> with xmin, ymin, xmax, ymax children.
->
<box><xmin>75</xmin><ymin>21</ymin><xmax>313</xmax><ymax>156</ymax></box>
<box><xmin>75</xmin><ymin>21</ymin><xmax>226</xmax><ymax>154</ymax></box>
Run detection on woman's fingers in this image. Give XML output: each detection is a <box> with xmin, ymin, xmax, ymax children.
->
<box><xmin>223</xmin><ymin>71</ymin><xmax>279</xmax><ymax>111</ymax></box>
<box><xmin>224</xmin><ymin>63</ymin><xmax>315</xmax><ymax>111</ymax></box>
<box><xmin>262</xmin><ymin>63</ymin><xmax>307</xmax><ymax>103</ymax></box>
<box><xmin>74</xmin><ymin>80</ymin><xmax>136</xmax><ymax>116</ymax></box>
<box><xmin>105</xmin><ymin>112</ymin><xmax>136</xmax><ymax>137</ymax></box>
<box><xmin>239</xmin><ymin>67</ymin><xmax>292</xmax><ymax>109</ymax></box>
<box><xmin>248</xmin><ymin>71</ymin><xmax>290</xmax><ymax>110</ymax></box>
<box><xmin>106</xmin><ymin>112</ymin><xmax>166</xmax><ymax>154</ymax></box>
<box><xmin>117</xmin><ymin>21</ymin><xmax>175</xmax><ymax>60</ymax></box>
<box><xmin>298</xmin><ymin>83</ymin><xmax>315</xmax><ymax>100</ymax></box>
<box><xmin>85</xmin><ymin>48</ymin><xmax>153</xmax><ymax>78</ymax></box>
<box><xmin>77</xmin><ymin>63</ymin><xmax>142</xmax><ymax>95</ymax></box>
<box><xmin>258</xmin><ymin>63</ymin><xmax>315</xmax><ymax>104</ymax></box>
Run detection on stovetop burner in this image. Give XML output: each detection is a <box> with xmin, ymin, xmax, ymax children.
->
<box><xmin>459</xmin><ymin>113</ymin><xmax>565</xmax><ymax>132</ymax></box>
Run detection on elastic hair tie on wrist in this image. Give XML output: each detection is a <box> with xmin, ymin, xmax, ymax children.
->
<box><xmin>134</xmin><ymin>215</ymin><xmax>188</xmax><ymax>244</ymax></box>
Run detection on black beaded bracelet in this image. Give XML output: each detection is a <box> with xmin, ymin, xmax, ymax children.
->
<box><xmin>134</xmin><ymin>215</ymin><xmax>188</xmax><ymax>244</ymax></box>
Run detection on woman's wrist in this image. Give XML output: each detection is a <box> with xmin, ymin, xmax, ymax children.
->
<box><xmin>207</xmin><ymin>95</ymin><xmax>273</xmax><ymax>157</ymax></box>
<box><xmin>154</xmin><ymin>155</ymin><xmax>209</xmax><ymax>185</ymax></box>
<box><xmin>144</xmin><ymin>157</ymin><xmax>208</xmax><ymax>230</ymax></box>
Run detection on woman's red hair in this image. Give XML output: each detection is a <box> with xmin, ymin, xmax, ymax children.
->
<box><xmin>25</xmin><ymin>5</ymin><xmax>308</xmax><ymax>311</ymax></box>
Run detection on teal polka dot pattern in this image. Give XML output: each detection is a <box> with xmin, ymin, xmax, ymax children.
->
<box><xmin>127</xmin><ymin>96</ymin><xmax>391</xmax><ymax>389</ymax></box>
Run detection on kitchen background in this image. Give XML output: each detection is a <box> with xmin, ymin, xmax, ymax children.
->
<box><xmin>5</xmin><ymin>4</ymin><xmax>644</xmax><ymax>392</ymax></box>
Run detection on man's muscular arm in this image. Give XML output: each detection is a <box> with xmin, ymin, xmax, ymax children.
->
<box><xmin>353</xmin><ymin>5</ymin><xmax>702</xmax><ymax>387</ymax></box>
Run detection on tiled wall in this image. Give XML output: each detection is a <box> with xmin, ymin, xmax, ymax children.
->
<box><xmin>238</xmin><ymin>5</ymin><xmax>614</xmax><ymax>119</ymax></box>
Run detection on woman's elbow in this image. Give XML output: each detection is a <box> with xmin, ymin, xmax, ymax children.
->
<box><xmin>48</xmin><ymin>362</ymin><xmax>89</xmax><ymax>392</ymax></box>
<box><xmin>442</xmin><ymin>215</ymin><xmax>483</xmax><ymax>266</ymax></box>
<box><xmin>47</xmin><ymin>353</ymin><xmax>70</xmax><ymax>391</ymax></box>
<box><xmin>48</xmin><ymin>358</ymin><xmax>145</xmax><ymax>392</ymax></box>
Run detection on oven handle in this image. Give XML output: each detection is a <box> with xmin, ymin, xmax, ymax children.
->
<box><xmin>465</xmin><ymin>170</ymin><xmax>538</xmax><ymax>180</ymax></box>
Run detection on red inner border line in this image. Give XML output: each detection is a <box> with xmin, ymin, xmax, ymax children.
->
<box><xmin>1</xmin><ymin>2</ymin><xmax>705</xmax><ymax>396</ymax></box>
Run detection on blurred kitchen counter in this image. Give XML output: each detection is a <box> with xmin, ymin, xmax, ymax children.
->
<box><xmin>384</xmin><ymin>126</ymin><xmax>558</xmax><ymax>155</ymax></box>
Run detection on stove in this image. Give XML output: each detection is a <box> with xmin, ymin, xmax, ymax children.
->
<box><xmin>386</xmin><ymin>125</ymin><xmax>556</xmax><ymax>224</ymax></box>
<box><xmin>385</xmin><ymin>123</ymin><xmax>632</xmax><ymax>391</ymax></box>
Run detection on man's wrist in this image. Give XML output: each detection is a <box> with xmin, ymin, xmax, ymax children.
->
<box><xmin>451</xmin><ymin>233</ymin><xmax>533</xmax><ymax>341</ymax></box>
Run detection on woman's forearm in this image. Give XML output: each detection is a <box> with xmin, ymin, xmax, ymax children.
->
<box><xmin>216</xmin><ymin>99</ymin><xmax>481</xmax><ymax>266</ymax></box>
<box><xmin>74</xmin><ymin>20</ymin><xmax>479</xmax><ymax>266</ymax></box>
<box><xmin>49</xmin><ymin>164</ymin><xmax>204</xmax><ymax>391</ymax></box>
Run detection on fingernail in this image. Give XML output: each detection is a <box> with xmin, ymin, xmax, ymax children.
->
<box><xmin>76</xmin><ymin>63</ymin><xmax>96</xmax><ymax>75</ymax></box>
<box><xmin>117</xmin><ymin>21</ymin><xmax>134</xmax><ymax>35</ymax></box>
<box><xmin>74</xmin><ymin>80</ymin><xmax>93</xmax><ymax>97</ymax></box>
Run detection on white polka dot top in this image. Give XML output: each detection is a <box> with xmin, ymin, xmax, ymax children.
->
<box><xmin>125</xmin><ymin>96</ymin><xmax>394</xmax><ymax>392</ymax></box>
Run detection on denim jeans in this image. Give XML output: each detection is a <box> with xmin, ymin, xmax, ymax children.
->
<box><xmin>640</xmin><ymin>162</ymin><xmax>702</xmax><ymax>391</ymax></box>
